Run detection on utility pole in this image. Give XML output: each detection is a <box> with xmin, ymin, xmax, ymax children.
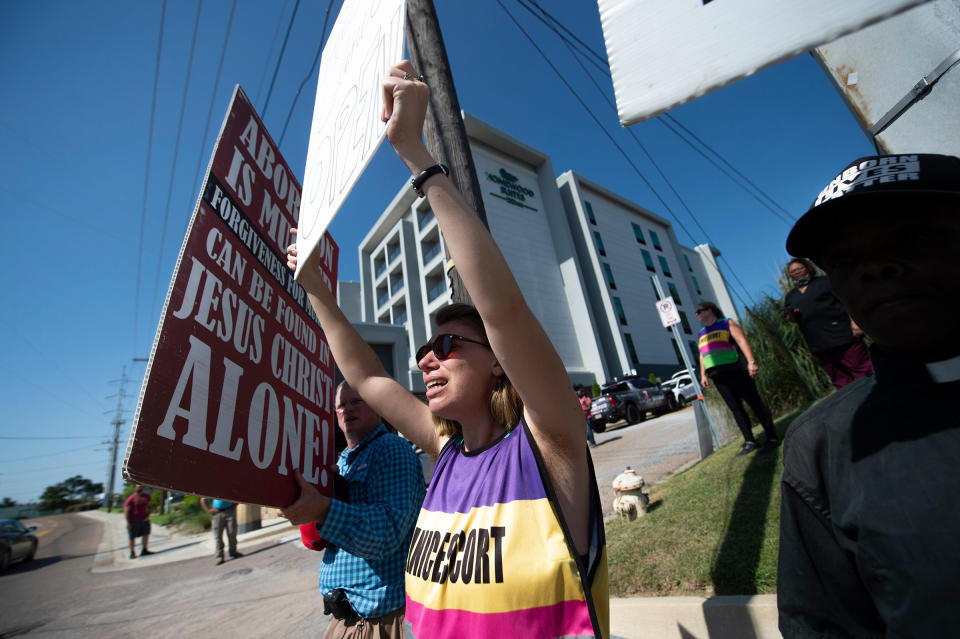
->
<box><xmin>105</xmin><ymin>366</ymin><xmax>129</xmax><ymax>513</ymax></box>
<box><xmin>405</xmin><ymin>0</ymin><xmax>488</xmax><ymax>304</ymax></box>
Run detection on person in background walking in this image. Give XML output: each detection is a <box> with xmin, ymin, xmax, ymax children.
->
<box><xmin>578</xmin><ymin>389</ymin><xmax>597</xmax><ymax>446</ymax></box>
<box><xmin>200</xmin><ymin>497</ymin><xmax>242</xmax><ymax>565</ymax></box>
<box><xmin>696</xmin><ymin>302</ymin><xmax>779</xmax><ymax>456</ymax></box>
<box><xmin>123</xmin><ymin>484</ymin><xmax>153</xmax><ymax>559</ymax></box>
<box><xmin>783</xmin><ymin>258</ymin><xmax>872</xmax><ymax>388</ymax></box>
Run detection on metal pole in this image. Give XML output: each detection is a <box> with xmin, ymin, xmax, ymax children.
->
<box><xmin>105</xmin><ymin>365</ymin><xmax>128</xmax><ymax>513</ymax></box>
<box><xmin>651</xmin><ymin>275</ymin><xmax>719</xmax><ymax>458</ymax></box>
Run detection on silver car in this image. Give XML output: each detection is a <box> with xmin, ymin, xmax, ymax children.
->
<box><xmin>661</xmin><ymin>375</ymin><xmax>699</xmax><ymax>408</ymax></box>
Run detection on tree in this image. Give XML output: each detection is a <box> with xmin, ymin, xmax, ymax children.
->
<box><xmin>0</xmin><ymin>497</ymin><xmax>16</xmax><ymax>508</ymax></box>
<box><xmin>39</xmin><ymin>475</ymin><xmax>103</xmax><ymax>511</ymax></box>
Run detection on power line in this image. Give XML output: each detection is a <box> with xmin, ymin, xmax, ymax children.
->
<box><xmin>254</xmin><ymin>0</ymin><xmax>293</xmax><ymax>107</ymax></box>
<box><xmin>0</xmin><ymin>186</ymin><xmax>148</xmax><ymax>249</ymax></box>
<box><xmin>279</xmin><ymin>0</ymin><xmax>337</xmax><ymax>146</ymax></box>
<box><xmin>262</xmin><ymin>0</ymin><xmax>302</xmax><ymax>118</ymax></box>
<box><xmin>135</xmin><ymin>0</ymin><xmax>168</xmax><ymax>359</ymax></box>
<box><xmin>188</xmin><ymin>0</ymin><xmax>237</xmax><ymax>210</ymax></box>
<box><xmin>0</xmin><ymin>444</ymin><xmax>103</xmax><ymax>464</ymax></box>
<box><xmin>560</xmin><ymin>39</ymin><xmax>756</xmax><ymax>306</ymax></box>
<box><xmin>504</xmin><ymin>0</ymin><xmax>757</xmax><ymax>307</ymax></box>
<box><xmin>0</xmin><ymin>436</ymin><xmax>109</xmax><ymax>440</ymax></box>
<box><xmin>515</xmin><ymin>0</ymin><xmax>793</xmax><ymax>227</ymax></box>
<box><xmin>150</xmin><ymin>0</ymin><xmax>205</xmax><ymax>323</ymax></box>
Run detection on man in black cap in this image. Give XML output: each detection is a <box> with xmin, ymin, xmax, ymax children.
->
<box><xmin>777</xmin><ymin>153</ymin><xmax>960</xmax><ymax>638</ymax></box>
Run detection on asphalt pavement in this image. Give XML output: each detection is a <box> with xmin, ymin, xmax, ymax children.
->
<box><xmin>79</xmin><ymin>406</ymin><xmax>781</xmax><ymax>638</ymax></box>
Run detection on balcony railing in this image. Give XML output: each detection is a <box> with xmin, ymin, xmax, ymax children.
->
<box><xmin>422</xmin><ymin>242</ymin><xmax>441</xmax><ymax>264</ymax></box>
<box><xmin>427</xmin><ymin>280</ymin><xmax>446</xmax><ymax>303</ymax></box>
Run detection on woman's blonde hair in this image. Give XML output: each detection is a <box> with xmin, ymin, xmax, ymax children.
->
<box><xmin>429</xmin><ymin>304</ymin><xmax>523</xmax><ymax>438</ymax></box>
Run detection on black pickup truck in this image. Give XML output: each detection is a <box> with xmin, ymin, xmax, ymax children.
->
<box><xmin>589</xmin><ymin>377</ymin><xmax>675</xmax><ymax>432</ymax></box>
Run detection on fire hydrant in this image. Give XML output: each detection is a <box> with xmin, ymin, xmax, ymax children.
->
<box><xmin>612</xmin><ymin>466</ymin><xmax>649</xmax><ymax>522</ymax></box>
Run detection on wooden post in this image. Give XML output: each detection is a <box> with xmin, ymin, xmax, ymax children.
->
<box><xmin>405</xmin><ymin>0</ymin><xmax>488</xmax><ymax>305</ymax></box>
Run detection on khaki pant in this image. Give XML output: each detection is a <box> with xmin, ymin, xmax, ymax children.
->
<box><xmin>322</xmin><ymin>606</ymin><xmax>404</xmax><ymax>639</ymax></box>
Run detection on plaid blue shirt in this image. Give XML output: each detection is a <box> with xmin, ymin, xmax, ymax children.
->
<box><xmin>317</xmin><ymin>424</ymin><xmax>426</xmax><ymax>617</ymax></box>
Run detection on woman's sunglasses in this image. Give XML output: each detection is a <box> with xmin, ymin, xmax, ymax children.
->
<box><xmin>416</xmin><ymin>333</ymin><xmax>489</xmax><ymax>363</ymax></box>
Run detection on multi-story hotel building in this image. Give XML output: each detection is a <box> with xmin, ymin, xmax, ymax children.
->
<box><xmin>340</xmin><ymin>114</ymin><xmax>737</xmax><ymax>393</ymax></box>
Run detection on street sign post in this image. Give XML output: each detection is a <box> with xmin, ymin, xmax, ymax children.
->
<box><xmin>651</xmin><ymin>276</ymin><xmax>718</xmax><ymax>459</ymax></box>
<box><xmin>124</xmin><ymin>87</ymin><xmax>339</xmax><ymax>508</ymax></box>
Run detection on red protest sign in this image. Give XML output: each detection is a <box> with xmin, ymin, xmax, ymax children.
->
<box><xmin>124</xmin><ymin>86</ymin><xmax>339</xmax><ymax>508</ymax></box>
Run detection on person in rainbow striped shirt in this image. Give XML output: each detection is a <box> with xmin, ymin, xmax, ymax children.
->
<box><xmin>285</xmin><ymin>61</ymin><xmax>608</xmax><ymax>638</ymax></box>
<box><xmin>696</xmin><ymin>301</ymin><xmax>779</xmax><ymax>456</ymax></box>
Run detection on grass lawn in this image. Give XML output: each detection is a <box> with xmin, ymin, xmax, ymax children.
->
<box><xmin>605</xmin><ymin>403</ymin><xmax>814</xmax><ymax>597</ymax></box>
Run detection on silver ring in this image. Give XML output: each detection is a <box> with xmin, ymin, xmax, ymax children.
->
<box><xmin>403</xmin><ymin>71</ymin><xmax>425</xmax><ymax>83</ymax></box>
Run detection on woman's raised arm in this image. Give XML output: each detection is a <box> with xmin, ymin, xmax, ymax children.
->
<box><xmin>288</xmin><ymin>232</ymin><xmax>443</xmax><ymax>456</ymax></box>
<box><xmin>382</xmin><ymin>62</ymin><xmax>590</xmax><ymax>551</ymax></box>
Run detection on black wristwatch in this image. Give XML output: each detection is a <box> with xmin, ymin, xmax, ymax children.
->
<box><xmin>411</xmin><ymin>163</ymin><xmax>449</xmax><ymax>197</ymax></box>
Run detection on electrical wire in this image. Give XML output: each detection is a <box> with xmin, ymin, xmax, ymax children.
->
<box><xmin>516</xmin><ymin>0</ymin><xmax>793</xmax><ymax>227</ymax></box>
<box><xmin>187</xmin><ymin>0</ymin><xmax>237</xmax><ymax>216</ymax></box>
<box><xmin>0</xmin><ymin>436</ymin><xmax>109</xmax><ymax>440</ymax></box>
<box><xmin>254</xmin><ymin>0</ymin><xmax>293</xmax><ymax>107</ymax></box>
<box><xmin>135</xmin><ymin>0</ymin><xmax>167</xmax><ymax>359</ymax></box>
<box><xmin>498</xmin><ymin>0</ymin><xmax>752</xmax><ymax>308</ymax></box>
<box><xmin>150</xmin><ymin>0</ymin><xmax>204</xmax><ymax>324</ymax></box>
<box><xmin>507</xmin><ymin>0</ymin><xmax>758</xmax><ymax>306</ymax></box>
<box><xmin>262</xmin><ymin>0</ymin><xmax>302</xmax><ymax>118</ymax></box>
<box><xmin>278</xmin><ymin>0</ymin><xmax>337</xmax><ymax>146</ymax></box>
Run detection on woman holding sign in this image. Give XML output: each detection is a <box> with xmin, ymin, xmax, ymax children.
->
<box><xmin>284</xmin><ymin>61</ymin><xmax>608</xmax><ymax>638</ymax></box>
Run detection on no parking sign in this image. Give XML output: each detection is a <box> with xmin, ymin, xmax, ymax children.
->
<box><xmin>656</xmin><ymin>297</ymin><xmax>681</xmax><ymax>328</ymax></box>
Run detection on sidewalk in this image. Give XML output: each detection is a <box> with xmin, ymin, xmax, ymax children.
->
<box><xmin>81</xmin><ymin>509</ymin><xmax>782</xmax><ymax>638</ymax></box>
<box><xmin>83</xmin><ymin>509</ymin><xmax>300</xmax><ymax>574</ymax></box>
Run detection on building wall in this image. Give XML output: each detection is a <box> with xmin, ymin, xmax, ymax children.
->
<box><xmin>352</xmin><ymin>115</ymin><xmax>738</xmax><ymax>388</ymax></box>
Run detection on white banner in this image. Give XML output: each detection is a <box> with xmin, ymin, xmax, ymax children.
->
<box><xmin>598</xmin><ymin>0</ymin><xmax>932</xmax><ymax>126</ymax></box>
<box><xmin>297</xmin><ymin>0</ymin><xmax>406</xmax><ymax>276</ymax></box>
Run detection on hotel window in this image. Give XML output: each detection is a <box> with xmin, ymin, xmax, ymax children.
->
<box><xmin>594</xmin><ymin>231</ymin><xmax>606</xmax><ymax>256</ymax></box>
<box><xmin>668</xmin><ymin>282</ymin><xmax>681</xmax><ymax>305</ymax></box>
<box><xmin>387</xmin><ymin>238</ymin><xmax>401</xmax><ymax>264</ymax></box>
<box><xmin>613</xmin><ymin>297</ymin><xmax>627</xmax><ymax>325</ymax></box>
<box><xmin>679</xmin><ymin>311</ymin><xmax>692</xmax><ymax>335</ymax></box>
<box><xmin>658</xmin><ymin>255</ymin><xmax>672</xmax><ymax>277</ymax></box>
<box><xmin>585</xmin><ymin>201</ymin><xmax>597</xmax><ymax>225</ymax></box>
<box><xmin>692</xmin><ymin>276</ymin><xmax>702</xmax><ymax>295</ymax></box>
<box><xmin>689</xmin><ymin>341</ymin><xmax>699</xmax><ymax>362</ymax></box>
<box><xmin>624</xmin><ymin>333</ymin><xmax>640</xmax><ymax>367</ymax></box>
<box><xmin>650</xmin><ymin>230</ymin><xmax>662</xmax><ymax>251</ymax></box>
<box><xmin>374</xmin><ymin>253</ymin><xmax>386</xmax><ymax>278</ymax></box>
<box><xmin>602</xmin><ymin>263</ymin><xmax>616</xmax><ymax>290</ymax></box>
<box><xmin>418</xmin><ymin>206</ymin><xmax>435</xmax><ymax>230</ymax></box>
<box><xmin>642</xmin><ymin>249</ymin><xmax>655</xmax><ymax>272</ymax></box>
<box><xmin>632</xmin><ymin>223</ymin><xmax>646</xmax><ymax>244</ymax></box>
<box><xmin>684</xmin><ymin>254</ymin><xmax>693</xmax><ymax>272</ymax></box>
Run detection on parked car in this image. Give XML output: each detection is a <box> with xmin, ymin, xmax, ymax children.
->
<box><xmin>661</xmin><ymin>375</ymin><xmax>699</xmax><ymax>408</ymax></box>
<box><xmin>590</xmin><ymin>377</ymin><xmax>674</xmax><ymax>432</ymax></box>
<box><xmin>1</xmin><ymin>519</ymin><xmax>38</xmax><ymax>572</ymax></box>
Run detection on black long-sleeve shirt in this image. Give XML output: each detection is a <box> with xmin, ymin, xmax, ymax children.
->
<box><xmin>778</xmin><ymin>348</ymin><xmax>960</xmax><ymax>638</ymax></box>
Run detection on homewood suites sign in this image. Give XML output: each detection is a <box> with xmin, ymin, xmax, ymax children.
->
<box><xmin>485</xmin><ymin>168</ymin><xmax>537</xmax><ymax>211</ymax></box>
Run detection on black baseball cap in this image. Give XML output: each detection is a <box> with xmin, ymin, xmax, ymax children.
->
<box><xmin>786</xmin><ymin>153</ymin><xmax>960</xmax><ymax>258</ymax></box>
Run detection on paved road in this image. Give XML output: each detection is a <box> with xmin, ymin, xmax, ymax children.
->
<box><xmin>0</xmin><ymin>513</ymin><xmax>330</xmax><ymax>638</ymax></box>
<box><xmin>0</xmin><ymin>407</ymin><xmax>758</xmax><ymax>639</ymax></box>
<box><xmin>590</xmin><ymin>406</ymin><xmax>713</xmax><ymax>519</ymax></box>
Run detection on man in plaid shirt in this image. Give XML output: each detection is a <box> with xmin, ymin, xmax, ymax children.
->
<box><xmin>283</xmin><ymin>381</ymin><xmax>426</xmax><ymax>638</ymax></box>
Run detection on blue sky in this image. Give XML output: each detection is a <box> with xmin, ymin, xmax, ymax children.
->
<box><xmin>0</xmin><ymin>0</ymin><xmax>874</xmax><ymax>504</ymax></box>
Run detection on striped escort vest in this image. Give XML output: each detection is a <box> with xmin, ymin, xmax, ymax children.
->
<box><xmin>404</xmin><ymin>420</ymin><xmax>609</xmax><ymax>638</ymax></box>
<box><xmin>698</xmin><ymin>317</ymin><xmax>740</xmax><ymax>371</ymax></box>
